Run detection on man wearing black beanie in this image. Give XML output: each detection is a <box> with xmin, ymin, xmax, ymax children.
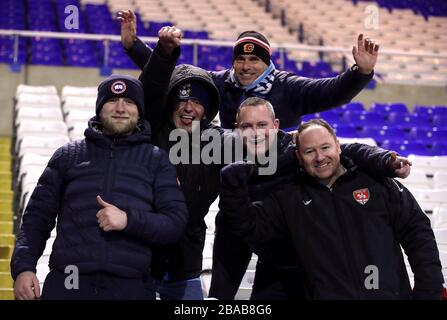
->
<box><xmin>120</xmin><ymin>10</ymin><xmax>379</xmax><ymax>131</ymax></box>
<box><xmin>11</xmin><ymin>74</ymin><xmax>188</xmax><ymax>300</ymax></box>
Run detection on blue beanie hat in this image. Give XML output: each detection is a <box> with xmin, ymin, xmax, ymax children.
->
<box><xmin>96</xmin><ymin>74</ymin><xmax>144</xmax><ymax>117</ymax></box>
<box><xmin>174</xmin><ymin>80</ymin><xmax>210</xmax><ymax>115</ymax></box>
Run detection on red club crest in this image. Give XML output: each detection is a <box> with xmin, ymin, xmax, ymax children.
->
<box><xmin>353</xmin><ymin>188</ymin><xmax>370</xmax><ymax>205</ymax></box>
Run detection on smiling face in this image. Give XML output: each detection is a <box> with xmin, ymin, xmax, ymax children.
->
<box><xmin>296</xmin><ymin>124</ymin><xmax>343</xmax><ymax>184</ymax></box>
<box><xmin>236</xmin><ymin>103</ymin><xmax>279</xmax><ymax>155</ymax></box>
<box><xmin>172</xmin><ymin>99</ymin><xmax>205</xmax><ymax>133</ymax></box>
<box><xmin>100</xmin><ymin>97</ymin><xmax>139</xmax><ymax>136</ymax></box>
<box><xmin>233</xmin><ymin>54</ymin><xmax>268</xmax><ymax>86</ymax></box>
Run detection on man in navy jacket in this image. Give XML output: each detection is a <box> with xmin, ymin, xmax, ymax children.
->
<box><xmin>11</xmin><ymin>75</ymin><xmax>188</xmax><ymax>300</ymax></box>
<box><xmin>118</xmin><ymin>10</ymin><xmax>379</xmax><ymax>130</ymax></box>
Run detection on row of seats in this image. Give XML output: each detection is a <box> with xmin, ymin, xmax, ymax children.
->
<box><xmin>355</xmin><ymin>0</ymin><xmax>447</xmax><ymax>18</ymax></box>
<box><xmin>3</xmin><ymin>0</ymin><xmax>445</xmax><ymax>86</ymax></box>
<box><xmin>263</xmin><ymin>0</ymin><xmax>447</xmax><ymax>86</ymax></box>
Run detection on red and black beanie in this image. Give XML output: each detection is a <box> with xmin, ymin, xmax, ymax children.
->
<box><xmin>96</xmin><ymin>74</ymin><xmax>144</xmax><ymax>117</ymax></box>
<box><xmin>233</xmin><ymin>30</ymin><xmax>272</xmax><ymax>66</ymax></box>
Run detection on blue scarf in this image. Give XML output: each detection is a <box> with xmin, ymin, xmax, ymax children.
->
<box><xmin>229</xmin><ymin>61</ymin><xmax>277</xmax><ymax>97</ymax></box>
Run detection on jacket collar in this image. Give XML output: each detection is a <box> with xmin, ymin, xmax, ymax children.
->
<box><xmin>296</xmin><ymin>155</ymin><xmax>358</xmax><ymax>187</ymax></box>
<box><xmin>84</xmin><ymin>116</ymin><xmax>152</xmax><ymax>148</ymax></box>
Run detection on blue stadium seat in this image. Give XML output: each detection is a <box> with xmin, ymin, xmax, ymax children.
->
<box><xmin>432</xmin><ymin>106</ymin><xmax>447</xmax><ymax>117</ymax></box>
<box><xmin>312</xmin><ymin>110</ymin><xmax>344</xmax><ymax>126</ymax></box>
<box><xmin>333</xmin><ymin>125</ymin><xmax>359</xmax><ymax>138</ymax></box>
<box><xmin>387</xmin><ymin>113</ymin><xmax>432</xmax><ymax>130</ymax></box>
<box><xmin>410</xmin><ymin>127</ymin><xmax>447</xmax><ymax>142</ymax></box>
<box><xmin>301</xmin><ymin>114</ymin><xmax>317</xmax><ymax>122</ymax></box>
<box><xmin>360</xmin><ymin>126</ymin><xmax>407</xmax><ymax>145</ymax></box>
<box><xmin>370</xmin><ymin>102</ymin><xmax>409</xmax><ymax>115</ymax></box>
<box><xmin>381</xmin><ymin>140</ymin><xmax>430</xmax><ymax>157</ymax></box>
<box><xmin>343</xmin><ymin>111</ymin><xmax>387</xmax><ymax>128</ymax></box>
<box><xmin>432</xmin><ymin>115</ymin><xmax>447</xmax><ymax>129</ymax></box>
<box><xmin>413</xmin><ymin>105</ymin><xmax>433</xmax><ymax>117</ymax></box>
<box><xmin>431</xmin><ymin>142</ymin><xmax>447</xmax><ymax>156</ymax></box>
<box><xmin>335</xmin><ymin>102</ymin><xmax>365</xmax><ymax>114</ymax></box>
<box><xmin>184</xmin><ymin>30</ymin><xmax>209</xmax><ymax>39</ymax></box>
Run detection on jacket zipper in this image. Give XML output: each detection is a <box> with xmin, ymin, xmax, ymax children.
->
<box><xmin>328</xmin><ymin>185</ymin><xmax>364</xmax><ymax>299</ymax></box>
<box><xmin>100</xmin><ymin>140</ymin><xmax>116</xmax><ymax>269</ymax></box>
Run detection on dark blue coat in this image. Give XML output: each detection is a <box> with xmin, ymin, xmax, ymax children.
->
<box><xmin>11</xmin><ymin>119</ymin><xmax>188</xmax><ymax>279</ymax></box>
<box><xmin>126</xmin><ymin>38</ymin><xmax>374</xmax><ymax>129</ymax></box>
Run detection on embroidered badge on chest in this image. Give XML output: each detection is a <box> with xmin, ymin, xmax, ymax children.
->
<box><xmin>353</xmin><ymin>188</ymin><xmax>370</xmax><ymax>205</ymax></box>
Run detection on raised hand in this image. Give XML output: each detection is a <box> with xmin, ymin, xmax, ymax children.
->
<box><xmin>96</xmin><ymin>196</ymin><xmax>128</xmax><ymax>231</ymax></box>
<box><xmin>158</xmin><ymin>26</ymin><xmax>182</xmax><ymax>55</ymax></box>
<box><xmin>221</xmin><ymin>161</ymin><xmax>257</xmax><ymax>189</ymax></box>
<box><xmin>352</xmin><ymin>33</ymin><xmax>379</xmax><ymax>75</ymax></box>
<box><xmin>388</xmin><ymin>152</ymin><xmax>412</xmax><ymax>179</ymax></box>
<box><xmin>117</xmin><ymin>10</ymin><xmax>137</xmax><ymax>49</ymax></box>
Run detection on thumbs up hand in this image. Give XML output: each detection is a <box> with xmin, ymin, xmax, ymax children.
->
<box><xmin>96</xmin><ymin>195</ymin><xmax>128</xmax><ymax>232</ymax></box>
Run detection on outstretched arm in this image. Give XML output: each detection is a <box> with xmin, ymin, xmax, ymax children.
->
<box><xmin>341</xmin><ymin>143</ymin><xmax>411</xmax><ymax>178</ymax></box>
<box><xmin>139</xmin><ymin>26</ymin><xmax>181</xmax><ymax>134</ymax></box>
<box><xmin>286</xmin><ymin>34</ymin><xmax>379</xmax><ymax>116</ymax></box>
<box><xmin>117</xmin><ymin>9</ymin><xmax>153</xmax><ymax>70</ymax></box>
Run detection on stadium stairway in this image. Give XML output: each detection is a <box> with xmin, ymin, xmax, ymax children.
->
<box><xmin>0</xmin><ymin>137</ymin><xmax>15</xmax><ymax>300</ymax></box>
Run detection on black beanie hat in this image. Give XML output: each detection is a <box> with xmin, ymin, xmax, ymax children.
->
<box><xmin>174</xmin><ymin>80</ymin><xmax>210</xmax><ymax>117</ymax></box>
<box><xmin>96</xmin><ymin>74</ymin><xmax>144</xmax><ymax>117</ymax></box>
<box><xmin>233</xmin><ymin>30</ymin><xmax>271</xmax><ymax>66</ymax></box>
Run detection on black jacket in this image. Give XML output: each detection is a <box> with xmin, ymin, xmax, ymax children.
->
<box><xmin>140</xmin><ymin>44</ymin><xmax>223</xmax><ymax>281</ymax></box>
<box><xmin>11</xmin><ymin>119</ymin><xmax>188</xmax><ymax>280</ymax></box>
<box><xmin>210</xmin><ymin>134</ymin><xmax>398</xmax><ymax>300</ymax></box>
<box><xmin>219</xmin><ymin>157</ymin><xmax>444</xmax><ymax>299</ymax></box>
<box><xmin>127</xmin><ymin>38</ymin><xmax>374</xmax><ymax>129</ymax></box>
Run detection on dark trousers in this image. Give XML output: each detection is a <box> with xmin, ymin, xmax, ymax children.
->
<box><xmin>153</xmin><ymin>276</ymin><xmax>203</xmax><ymax>300</ymax></box>
<box><xmin>41</xmin><ymin>269</ymin><xmax>155</xmax><ymax>300</ymax></box>
<box><xmin>209</xmin><ymin>228</ymin><xmax>252</xmax><ymax>300</ymax></box>
<box><xmin>251</xmin><ymin>260</ymin><xmax>307</xmax><ymax>300</ymax></box>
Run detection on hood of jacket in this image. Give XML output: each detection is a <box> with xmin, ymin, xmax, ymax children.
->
<box><xmin>167</xmin><ymin>64</ymin><xmax>220</xmax><ymax>128</ymax></box>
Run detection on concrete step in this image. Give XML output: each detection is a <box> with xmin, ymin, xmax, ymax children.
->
<box><xmin>0</xmin><ymin>212</ymin><xmax>13</xmax><ymax>222</ymax></box>
<box><xmin>0</xmin><ymin>245</ymin><xmax>14</xmax><ymax>259</ymax></box>
<box><xmin>0</xmin><ymin>154</ymin><xmax>10</xmax><ymax>162</ymax></box>
<box><xmin>0</xmin><ymin>201</ymin><xmax>12</xmax><ymax>212</ymax></box>
<box><xmin>0</xmin><ymin>259</ymin><xmax>10</xmax><ymax>272</ymax></box>
<box><xmin>0</xmin><ymin>172</ymin><xmax>11</xmax><ymax>181</ymax></box>
<box><xmin>0</xmin><ymin>161</ymin><xmax>11</xmax><ymax>172</ymax></box>
<box><xmin>0</xmin><ymin>137</ymin><xmax>11</xmax><ymax>145</ymax></box>
<box><xmin>0</xmin><ymin>235</ymin><xmax>15</xmax><ymax>246</ymax></box>
<box><xmin>0</xmin><ymin>191</ymin><xmax>13</xmax><ymax>201</ymax></box>
<box><xmin>0</xmin><ymin>288</ymin><xmax>14</xmax><ymax>300</ymax></box>
<box><xmin>0</xmin><ymin>222</ymin><xmax>13</xmax><ymax>234</ymax></box>
<box><xmin>0</xmin><ymin>234</ymin><xmax>16</xmax><ymax>247</ymax></box>
<box><xmin>0</xmin><ymin>272</ymin><xmax>13</xmax><ymax>288</ymax></box>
